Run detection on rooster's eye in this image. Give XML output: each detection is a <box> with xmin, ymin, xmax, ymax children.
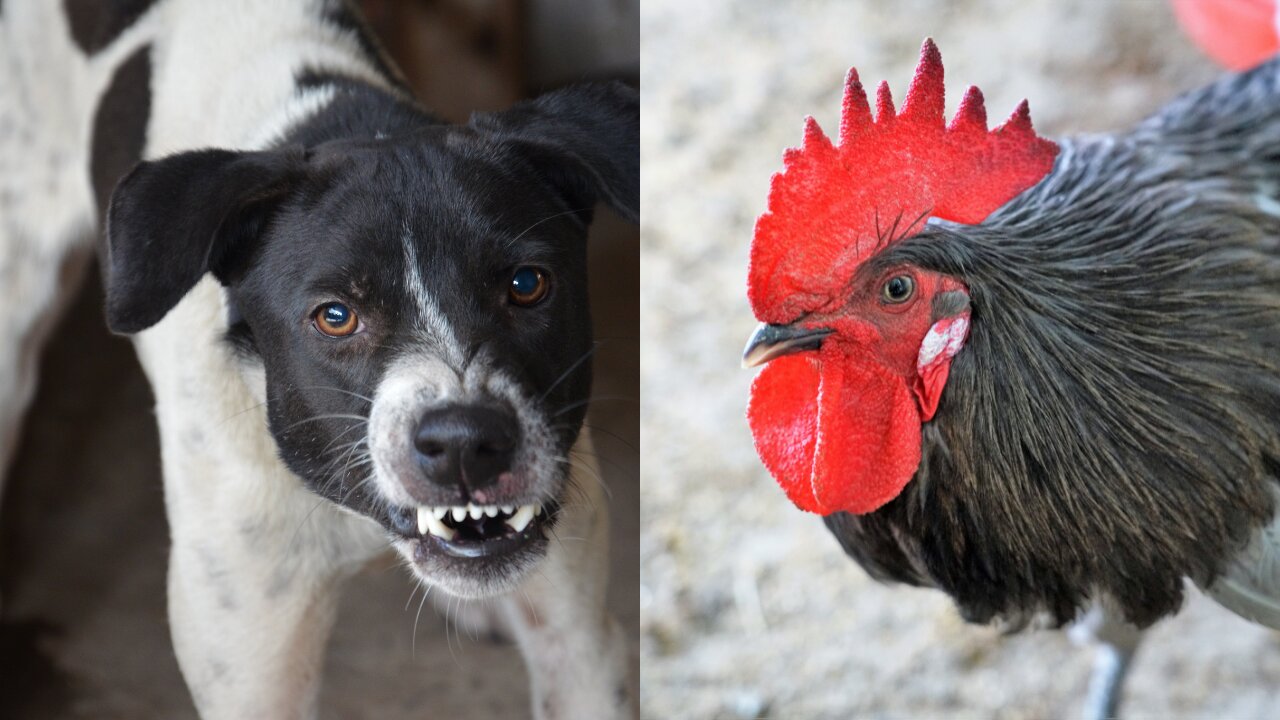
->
<box><xmin>881</xmin><ymin>275</ymin><xmax>915</xmax><ymax>304</ymax></box>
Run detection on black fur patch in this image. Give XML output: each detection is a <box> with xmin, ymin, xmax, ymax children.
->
<box><xmin>104</xmin><ymin>148</ymin><xmax>305</xmax><ymax>333</ymax></box>
<box><xmin>64</xmin><ymin>0</ymin><xmax>158</xmax><ymax>55</ymax></box>
<box><xmin>90</xmin><ymin>44</ymin><xmax>150</xmax><ymax>225</ymax></box>
<box><xmin>289</xmin><ymin>69</ymin><xmax>440</xmax><ymax>144</ymax></box>
<box><xmin>824</xmin><ymin>57</ymin><xmax>1280</xmax><ymax>629</ymax></box>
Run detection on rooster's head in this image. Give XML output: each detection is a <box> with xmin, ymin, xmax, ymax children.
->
<box><xmin>744</xmin><ymin>39</ymin><xmax>1057</xmax><ymax>515</ymax></box>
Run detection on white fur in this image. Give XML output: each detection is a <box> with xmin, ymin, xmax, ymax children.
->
<box><xmin>0</xmin><ymin>1</ymin><xmax>629</xmax><ymax>717</ymax></box>
<box><xmin>401</xmin><ymin>221</ymin><xmax>466</xmax><ymax>365</ymax></box>
<box><xmin>0</xmin><ymin>0</ymin><xmax>98</xmax><ymax>502</ymax></box>
<box><xmin>368</xmin><ymin>351</ymin><xmax>464</xmax><ymax>508</ymax></box>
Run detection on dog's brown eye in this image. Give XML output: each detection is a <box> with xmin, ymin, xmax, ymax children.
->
<box><xmin>509</xmin><ymin>267</ymin><xmax>549</xmax><ymax>307</ymax></box>
<box><xmin>314</xmin><ymin>302</ymin><xmax>360</xmax><ymax>337</ymax></box>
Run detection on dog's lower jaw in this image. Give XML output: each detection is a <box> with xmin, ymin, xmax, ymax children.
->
<box><xmin>392</xmin><ymin>526</ymin><xmax>552</xmax><ymax>599</ymax></box>
<box><xmin>390</xmin><ymin>430</ymin><xmax>588</xmax><ymax>599</ymax></box>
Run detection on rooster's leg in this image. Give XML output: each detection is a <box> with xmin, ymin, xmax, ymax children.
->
<box><xmin>1069</xmin><ymin>603</ymin><xmax>1143</xmax><ymax>720</ymax></box>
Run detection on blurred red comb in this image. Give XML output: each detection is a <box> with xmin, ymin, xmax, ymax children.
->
<box><xmin>747</xmin><ymin>39</ymin><xmax>1059</xmax><ymax>323</ymax></box>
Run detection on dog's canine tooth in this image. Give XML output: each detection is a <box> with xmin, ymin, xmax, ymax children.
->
<box><xmin>415</xmin><ymin>507</ymin><xmax>455</xmax><ymax>540</ymax></box>
<box><xmin>484</xmin><ymin>505</ymin><xmax>499</xmax><ymax>518</ymax></box>
<box><xmin>421</xmin><ymin>509</ymin><xmax>456</xmax><ymax>541</ymax></box>
<box><xmin>467</xmin><ymin>504</ymin><xmax>483</xmax><ymax>520</ymax></box>
<box><xmin>433</xmin><ymin>507</ymin><xmax>448</xmax><ymax>520</ymax></box>
<box><xmin>506</xmin><ymin>504</ymin><xmax>535</xmax><ymax>533</ymax></box>
<box><xmin>451</xmin><ymin>506</ymin><xmax>467</xmax><ymax>522</ymax></box>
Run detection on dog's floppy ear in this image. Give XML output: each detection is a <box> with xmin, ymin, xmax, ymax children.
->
<box><xmin>470</xmin><ymin>81</ymin><xmax>638</xmax><ymax>224</ymax></box>
<box><xmin>103</xmin><ymin>147</ymin><xmax>305</xmax><ymax>334</ymax></box>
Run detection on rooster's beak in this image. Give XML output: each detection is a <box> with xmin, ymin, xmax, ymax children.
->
<box><xmin>742</xmin><ymin>323</ymin><xmax>833</xmax><ymax>368</ymax></box>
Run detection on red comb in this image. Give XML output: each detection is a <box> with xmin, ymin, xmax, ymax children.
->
<box><xmin>747</xmin><ymin>39</ymin><xmax>1059</xmax><ymax>323</ymax></box>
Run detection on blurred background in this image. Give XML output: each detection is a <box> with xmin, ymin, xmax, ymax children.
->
<box><xmin>0</xmin><ymin>1</ymin><xmax>636</xmax><ymax>717</ymax></box>
<box><xmin>641</xmin><ymin>0</ymin><xmax>1280</xmax><ymax>718</ymax></box>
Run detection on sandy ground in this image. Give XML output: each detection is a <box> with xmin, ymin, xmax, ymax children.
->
<box><xmin>640</xmin><ymin>1</ymin><xmax>1280</xmax><ymax>718</ymax></box>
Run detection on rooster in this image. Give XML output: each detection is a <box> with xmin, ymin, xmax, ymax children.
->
<box><xmin>743</xmin><ymin>39</ymin><xmax>1280</xmax><ymax>716</ymax></box>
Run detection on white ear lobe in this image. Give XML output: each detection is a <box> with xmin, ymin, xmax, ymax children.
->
<box><xmin>917</xmin><ymin>313</ymin><xmax>970</xmax><ymax>372</ymax></box>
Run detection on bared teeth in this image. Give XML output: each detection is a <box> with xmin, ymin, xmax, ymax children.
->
<box><xmin>506</xmin><ymin>504</ymin><xmax>536</xmax><ymax>533</ymax></box>
<box><xmin>414</xmin><ymin>503</ymin><xmax>544</xmax><ymax>538</ymax></box>
<box><xmin>417</xmin><ymin>507</ymin><xmax>456</xmax><ymax>540</ymax></box>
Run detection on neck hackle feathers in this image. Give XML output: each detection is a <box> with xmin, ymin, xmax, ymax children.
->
<box><xmin>747</xmin><ymin>38</ymin><xmax>1059</xmax><ymax>324</ymax></box>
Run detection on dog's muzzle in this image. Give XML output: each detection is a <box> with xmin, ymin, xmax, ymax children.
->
<box><xmin>383</xmin><ymin>400</ymin><xmax>557</xmax><ymax>560</ymax></box>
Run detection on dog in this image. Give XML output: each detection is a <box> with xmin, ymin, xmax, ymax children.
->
<box><xmin>0</xmin><ymin>1</ymin><xmax>637</xmax><ymax>717</ymax></box>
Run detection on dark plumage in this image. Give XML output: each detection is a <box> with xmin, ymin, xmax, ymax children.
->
<box><xmin>824</xmin><ymin>56</ymin><xmax>1280</xmax><ymax>628</ymax></box>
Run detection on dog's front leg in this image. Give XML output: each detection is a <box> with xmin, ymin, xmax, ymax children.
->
<box><xmin>500</xmin><ymin>461</ymin><xmax>636</xmax><ymax>720</ymax></box>
<box><xmin>163</xmin><ymin>458</ymin><xmax>385</xmax><ymax>719</ymax></box>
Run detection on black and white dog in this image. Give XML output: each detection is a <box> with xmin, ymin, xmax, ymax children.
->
<box><xmin>0</xmin><ymin>1</ymin><xmax>636</xmax><ymax>717</ymax></box>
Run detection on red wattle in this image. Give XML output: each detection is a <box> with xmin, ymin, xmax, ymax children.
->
<box><xmin>748</xmin><ymin>344</ymin><xmax>923</xmax><ymax>515</ymax></box>
<box><xmin>748</xmin><ymin>354</ymin><xmax>823</xmax><ymax>513</ymax></box>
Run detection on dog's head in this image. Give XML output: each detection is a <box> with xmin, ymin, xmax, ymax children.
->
<box><xmin>102</xmin><ymin>83</ymin><xmax>637</xmax><ymax>597</ymax></box>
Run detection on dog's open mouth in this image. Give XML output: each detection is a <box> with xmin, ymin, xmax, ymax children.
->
<box><xmin>387</xmin><ymin>501</ymin><xmax>557</xmax><ymax>558</ymax></box>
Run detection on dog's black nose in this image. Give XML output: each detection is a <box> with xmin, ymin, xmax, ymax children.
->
<box><xmin>414</xmin><ymin>405</ymin><xmax>520</xmax><ymax>491</ymax></box>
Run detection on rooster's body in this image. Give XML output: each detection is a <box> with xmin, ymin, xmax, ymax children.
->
<box><xmin>744</xmin><ymin>42</ymin><xmax>1280</xmax><ymax>712</ymax></box>
<box><xmin>828</xmin><ymin>58</ymin><xmax>1280</xmax><ymax>627</ymax></box>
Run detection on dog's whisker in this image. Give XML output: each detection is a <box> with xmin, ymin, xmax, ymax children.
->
<box><xmin>412</xmin><ymin>582</ymin><xmax>435</xmax><ymax>660</ymax></box>
<box><xmin>550</xmin><ymin>395</ymin><xmax>638</xmax><ymax>418</ymax></box>
<box><xmin>568</xmin><ymin>446</ymin><xmax>633</xmax><ymax>481</ymax></box>
<box><xmin>445</xmin><ymin>595</ymin><xmax>460</xmax><ymax>661</ymax></box>
<box><xmin>217</xmin><ymin>401</ymin><xmax>269</xmax><ymax>427</ymax></box>
<box><xmin>337</xmin><ymin>473</ymin><xmax>375</xmax><ymax>507</ymax></box>
<box><xmin>554</xmin><ymin>455</ymin><xmax>613</xmax><ymax>503</ymax></box>
<box><xmin>536</xmin><ymin>344</ymin><xmax>598</xmax><ymax>403</ymax></box>
<box><xmin>293</xmin><ymin>386</ymin><xmax>375</xmax><ymax>404</ymax></box>
<box><xmin>506</xmin><ymin>207</ymin><xmax>594</xmax><ymax>248</ymax></box>
<box><xmin>285</xmin><ymin>497</ymin><xmax>329</xmax><ymax>559</ymax></box>
<box><xmin>404</xmin><ymin>581</ymin><xmax>421</xmax><ymax>613</ymax></box>
<box><xmin>318</xmin><ymin>421</ymin><xmax>369</xmax><ymax>456</ymax></box>
<box><xmin>281</xmin><ymin>413</ymin><xmax>369</xmax><ymax>432</ymax></box>
<box><xmin>577</xmin><ymin>423</ymin><xmax>639</xmax><ymax>455</ymax></box>
<box><xmin>313</xmin><ymin>433</ymin><xmax>373</xmax><ymax>496</ymax></box>
<box><xmin>519</xmin><ymin>587</ymin><xmax>541</xmax><ymax>629</ymax></box>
